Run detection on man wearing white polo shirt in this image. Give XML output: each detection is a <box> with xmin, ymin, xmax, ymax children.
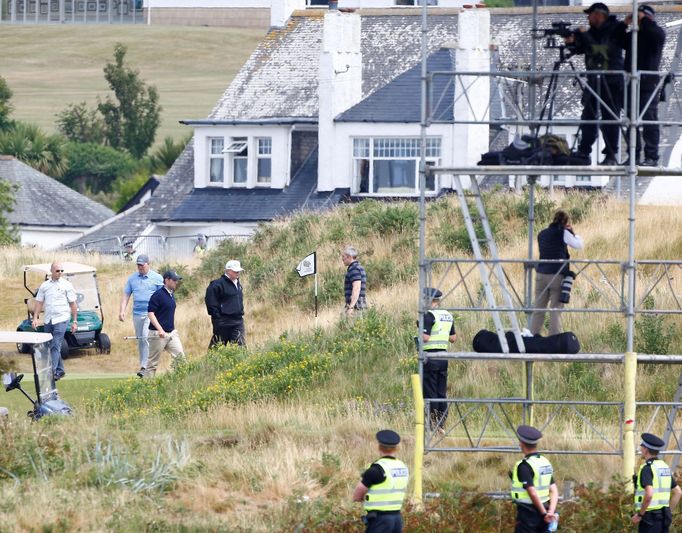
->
<box><xmin>31</xmin><ymin>262</ymin><xmax>78</xmax><ymax>381</ymax></box>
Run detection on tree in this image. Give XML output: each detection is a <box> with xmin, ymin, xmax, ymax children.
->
<box><xmin>0</xmin><ymin>76</ymin><xmax>13</xmax><ymax>132</ymax></box>
<box><xmin>0</xmin><ymin>122</ymin><xmax>67</xmax><ymax>178</ymax></box>
<box><xmin>56</xmin><ymin>102</ymin><xmax>105</xmax><ymax>144</ymax></box>
<box><xmin>98</xmin><ymin>43</ymin><xmax>161</xmax><ymax>158</ymax></box>
<box><xmin>0</xmin><ymin>178</ymin><xmax>19</xmax><ymax>245</ymax></box>
<box><xmin>147</xmin><ymin>135</ymin><xmax>189</xmax><ymax>173</ymax></box>
<box><xmin>62</xmin><ymin>142</ymin><xmax>137</xmax><ymax>194</ymax></box>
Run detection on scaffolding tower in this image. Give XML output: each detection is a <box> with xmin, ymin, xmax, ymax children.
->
<box><xmin>416</xmin><ymin>0</ymin><xmax>682</xmax><ymax>485</ymax></box>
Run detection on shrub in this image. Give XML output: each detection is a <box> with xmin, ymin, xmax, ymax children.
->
<box><xmin>62</xmin><ymin>142</ymin><xmax>137</xmax><ymax>194</ymax></box>
<box><xmin>635</xmin><ymin>296</ymin><xmax>675</xmax><ymax>355</ymax></box>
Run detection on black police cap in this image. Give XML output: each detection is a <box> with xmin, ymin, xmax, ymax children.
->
<box><xmin>517</xmin><ymin>425</ymin><xmax>543</xmax><ymax>445</ymax></box>
<box><xmin>423</xmin><ymin>287</ymin><xmax>443</xmax><ymax>300</ymax></box>
<box><xmin>583</xmin><ymin>2</ymin><xmax>609</xmax><ymax>15</ymax></box>
<box><xmin>639</xmin><ymin>4</ymin><xmax>655</xmax><ymax>17</ymax></box>
<box><xmin>641</xmin><ymin>432</ymin><xmax>665</xmax><ymax>451</ymax></box>
<box><xmin>376</xmin><ymin>429</ymin><xmax>401</xmax><ymax>447</ymax></box>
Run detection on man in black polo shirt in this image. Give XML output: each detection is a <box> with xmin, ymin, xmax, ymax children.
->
<box><xmin>342</xmin><ymin>246</ymin><xmax>367</xmax><ymax>316</ymax></box>
<box><xmin>144</xmin><ymin>271</ymin><xmax>185</xmax><ymax>378</ymax></box>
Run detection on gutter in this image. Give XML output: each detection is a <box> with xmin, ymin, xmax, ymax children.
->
<box><xmin>180</xmin><ymin>117</ymin><xmax>318</xmax><ymax>126</ymax></box>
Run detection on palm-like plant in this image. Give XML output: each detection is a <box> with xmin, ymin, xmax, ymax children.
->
<box><xmin>0</xmin><ymin>122</ymin><xmax>67</xmax><ymax>177</ymax></box>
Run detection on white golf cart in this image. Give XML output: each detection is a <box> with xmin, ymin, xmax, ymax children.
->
<box><xmin>1</xmin><ymin>331</ymin><xmax>73</xmax><ymax>420</ymax></box>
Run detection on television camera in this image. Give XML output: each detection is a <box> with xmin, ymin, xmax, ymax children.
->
<box><xmin>534</xmin><ymin>21</ymin><xmax>578</xmax><ymax>57</ymax></box>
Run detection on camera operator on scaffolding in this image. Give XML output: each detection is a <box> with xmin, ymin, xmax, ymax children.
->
<box><xmin>565</xmin><ymin>2</ymin><xmax>625</xmax><ymax>165</ymax></box>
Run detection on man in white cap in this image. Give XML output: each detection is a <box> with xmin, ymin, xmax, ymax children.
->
<box><xmin>632</xmin><ymin>432</ymin><xmax>681</xmax><ymax>532</ymax></box>
<box><xmin>205</xmin><ymin>259</ymin><xmax>246</xmax><ymax>347</ymax></box>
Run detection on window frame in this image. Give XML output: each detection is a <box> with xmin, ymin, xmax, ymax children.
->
<box><xmin>208</xmin><ymin>137</ymin><xmax>225</xmax><ymax>186</ymax></box>
<box><xmin>256</xmin><ymin>137</ymin><xmax>272</xmax><ymax>185</ymax></box>
<box><xmin>351</xmin><ymin>136</ymin><xmax>441</xmax><ymax>196</ymax></box>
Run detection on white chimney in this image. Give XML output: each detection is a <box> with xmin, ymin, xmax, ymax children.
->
<box><xmin>317</xmin><ymin>10</ymin><xmax>362</xmax><ymax>192</ymax></box>
<box><xmin>271</xmin><ymin>0</ymin><xmax>307</xmax><ymax>28</ymax></box>
<box><xmin>453</xmin><ymin>8</ymin><xmax>490</xmax><ymax>188</ymax></box>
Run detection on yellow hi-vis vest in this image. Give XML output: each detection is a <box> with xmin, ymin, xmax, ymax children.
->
<box><xmin>424</xmin><ymin>310</ymin><xmax>453</xmax><ymax>351</ymax></box>
<box><xmin>635</xmin><ymin>459</ymin><xmax>673</xmax><ymax>511</ymax></box>
<box><xmin>364</xmin><ymin>457</ymin><xmax>409</xmax><ymax>512</ymax></box>
<box><xmin>510</xmin><ymin>454</ymin><xmax>553</xmax><ymax>505</ymax></box>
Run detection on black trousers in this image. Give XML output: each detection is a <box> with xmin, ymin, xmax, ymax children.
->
<box><xmin>209</xmin><ymin>318</ymin><xmax>246</xmax><ymax>348</ymax></box>
<box><xmin>514</xmin><ymin>504</ymin><xmax>548</xmax><ymax>533</ymax></box>
<box><xmin>578</xmin><ymin>78</ymin><xmax>623</xmax><ymax>159</ymax></box>
<box><xmin>423</xmin><ymin>357</ymin><xmax>448</xmax><ymax>429</ymax></box>
<box><xmin>639</xmin><ymin>508</ymin><xmax>672</xmax><ymax>533</ymax></box>
<box><xmin>626</xmin><ymin>83</ymin><xmax>661</xmax><ymax>161</ymax></box>
<box><xmin>364</xmin><ymin>512</ymin><xmax>402</xmax><ymax>533</ymax></box>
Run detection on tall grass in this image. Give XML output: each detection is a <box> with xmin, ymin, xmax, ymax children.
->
<box><xmin>0</xmin><ymin>193</ymin><xmax>680</xmax><ymax>531</ymax></box>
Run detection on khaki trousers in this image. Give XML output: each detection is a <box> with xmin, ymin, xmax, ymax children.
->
<box><xmin>145</xmin><ymin>330</ymin><xmax>185</xmax><ymax>377</ymax></box>
<box><xmin>529</xmin><ymin>272</ymin><xmax>564</xmax><ymax>336</ymax></box>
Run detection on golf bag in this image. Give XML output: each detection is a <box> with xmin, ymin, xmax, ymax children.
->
<box><xmin>472</xmin><ymin>329</ymin><xmax>580</xmax><ymax>354</ymax></box>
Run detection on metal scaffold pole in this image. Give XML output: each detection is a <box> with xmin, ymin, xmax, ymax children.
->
<box><xmin>415</xmin><ymin>0</ymin><xmax>682</xmax><ymax>484</ymax></box>
<box><xmin>622</xmin><ymin>0</ymin><xmax>640</xmax><ymax>484</ymax></box>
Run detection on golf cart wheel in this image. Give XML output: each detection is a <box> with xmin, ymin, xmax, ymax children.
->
<box><xmin>97</xmin><ymin>333</ymin><xmax>111</xmax><ymax>354</ymax></box>
<box><xmin>60</xmin><ymin>340</ymin><xmax>70</xmax><ymax>360</ymax></box>
<box><xmin>16</xmin><ymin>328</ymin><xmax>32</xmax><ymax>354</ymax></box>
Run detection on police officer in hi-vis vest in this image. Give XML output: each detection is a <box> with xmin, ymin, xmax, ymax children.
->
<box><xmin>421</xmin><ymin>288</ymin><xmax>456</xmax><ymax>434</ymax></box>
<box><xmin>353</xmin><ymin>430</ymin><xmax>409</xmax><ymax>533</ymax></box>
<box><xmin>632</xmin><ymin>433</ymin><xmax>682</xmax><ymax>533</ymax></box>
<box><xmin>510</xmin><ymin>425</ymin><xmax>558</xmax><ymax>533</ymax></box>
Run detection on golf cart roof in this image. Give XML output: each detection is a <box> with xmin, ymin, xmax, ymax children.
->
<box><xmin>23</xmin><ymin>262</ymin><xmax>96</xmax><ymax>275</ymax></box>
<box><xmin>0</xmin><ymin>331</ymin><xmax>52</xmax><ymax>344</ymax></box>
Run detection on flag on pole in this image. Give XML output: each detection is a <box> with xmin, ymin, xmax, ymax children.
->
<box><xmin>296</xmin><ymin>252</ymin><xmax>316</xmax><ymax>277</ymax></box>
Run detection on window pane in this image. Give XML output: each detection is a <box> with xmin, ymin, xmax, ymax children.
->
<box><xmin>258</xmin><ymin>138</ymin><xmax>272</xmax><ymax>155</ymax></box>
<box><xmin>372</xmin><ymin>160</ymin><xmax>416</xmax><ymax>193</ymax></box>
<box><xmin>210</xmin><ymin>138</ymin><xmax>224</xmax><ymax>154</ymax></box>
<box><xmin>210</xmin><ymin>158</ymin><xmax>224</xmax><ymax>183</ymax></box>
<box><xmin>233</xmin><ymin>158</ymin><xmax>247</xmax><ymax>183</ymax></box>
<box><xmin>257</xmin><ymin>158</ymin><xmax>271</xmax><ymax>182</ymax></box>
<box><xmin>355</xmin><ymin>159</ymin><xmax>370</xmax><ymax>193</ymax></box>
<box><xmin>353</xmin><ymin>138</ymin><xmax>369</xmax><ymax>158</ymax></box>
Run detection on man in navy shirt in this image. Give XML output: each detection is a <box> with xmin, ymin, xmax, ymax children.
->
<box><xmin>342</xmin><ymin>246</ymin><xmax>367</xmax><ymax>316</ymax></box>
<box><xmin>144</xmin><ymin>271</ymin><xmax>185</xmax><ymax>378</ymax></box>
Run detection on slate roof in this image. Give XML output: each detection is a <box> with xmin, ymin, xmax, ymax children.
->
<box><xmin>0</xmin><ymin>156</ymin><xmax>114</xmax><ymax>228</ymax></box>
<box><xmin>337</xmin><ymin>47</ymin><xmax>455</xmax><ymax>123</ymax></box>
<box><xmin>68</xmin><ymin>141</ymin><xmax>195</xmax><ymax>246</ymax></box>
<box><xmin>171</xmin><ymin>147</ymin><xmax>345</xmax><ymax>222</ymax></box>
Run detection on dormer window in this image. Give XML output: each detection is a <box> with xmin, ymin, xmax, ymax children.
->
<box><xmin>224</xmin><ymin>137</ymin><xmax>248</xmax><ymax>186</ymax></box>
<box><xmin>204</xmin><ymin>135</ymin><xmax>275</xmax><ymax>188</ymax></box>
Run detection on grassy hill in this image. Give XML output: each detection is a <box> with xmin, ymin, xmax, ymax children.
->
<box><xmin>0</xmin><ymin>25</ymin><xmax>264</xmax><ymax>145</ymax></box>
<box><xmin>0</xmin><ymin>194</ymin><xmax>680</xmax><ymax>531</ymax></box>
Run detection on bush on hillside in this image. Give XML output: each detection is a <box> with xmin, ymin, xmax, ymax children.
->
<box><xmin>90</xmin><ymin>310</ymin><xmax>399</xmax><ymax>420</ymax></box>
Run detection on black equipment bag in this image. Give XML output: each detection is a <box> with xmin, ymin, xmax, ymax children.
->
<box><xmin>472</xmin><ymin>330</ymin><xmax>580</xmax><ymax>354</ymax></box>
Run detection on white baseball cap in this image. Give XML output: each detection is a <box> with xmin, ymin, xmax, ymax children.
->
<box><xmin>225</xmin><ymin>260</ymin><xmax>244</xmax><ymax>272</ymax></box>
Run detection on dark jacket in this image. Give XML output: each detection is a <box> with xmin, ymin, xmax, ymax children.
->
<box><xmin>615</xmin><ymin>17</ymin><xmax>665</xmax><ymax>89</ymax></box>
<box><xmin>573</xmin><ymin>15</ymin><xmax>625</xmax><ymax>74</ymax></box>
<box><xmin>205</xmin><ymin>275</ymin><xmax>244</xmax><ymax>321</ymax></box>
<box><xmin>537</xmin><ymin>224</ymin><xmax>570</xmax><ymax>275</ymax></box>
